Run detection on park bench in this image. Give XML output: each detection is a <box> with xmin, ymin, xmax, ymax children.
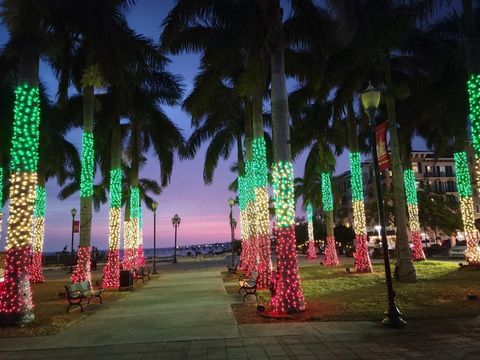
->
<box><xmin>64</xmin><ymin>281</ymin><xmax>103</xmax><ymax>313</ymax></box>
<box><xmin>227</xmin><ymin>262</ymin><xmax>238</xmax><ymax>274</ymax></box>
<box><xmin>134</xmin><ymin>267</ymin><xmax>151</xmax><ymax>282</ymax></box>
<box><xmin>238</xmin><ymin>271</ymin><xmax>259</xmax><ymax>302</ymax></box>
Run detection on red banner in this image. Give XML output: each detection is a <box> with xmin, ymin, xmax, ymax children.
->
<box><xmin>375</xmin><ymin>121</ymin><xmax>390</xmax><ymax>171</ymax></box>
<box><xmin>73</xmin><ymin>221</ymin><xmax>80</xmax><ymax>233</ymax></box>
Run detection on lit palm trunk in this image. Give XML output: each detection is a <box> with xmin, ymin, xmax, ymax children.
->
<box><xmin>454</xmin><ymin>151</ymin><xmax>480</xmax><ymax>264</ymax></box>
<box><xmin>269</xmin><ymin>11</ymin><xmax>305</xmax><ymax>312</ymax></box>
<box><xmin>306</xmin><ymin>204</ymin><xmax>316</xmax><ymax>260</ymax></box>
<box><xmin>102</xmin><ymin>169</ymin><xmax>122</xmax><ymax>287</ymax></box>
<box><xmin>0</xmin><ymin>83</ymin><xmax>40</xmax><ymax>323</ymax></box>
<box><xmin>245</xmin><ymin>159</ymin><xmax>258</xmax><ymax>273</ymax></box>
<box><xmin>403</xmin><ymin>169</ymin><xmax>426</xmax><ymax>261</ymax></box>
<box><xmin>466</xmin><ymin>75</ymin><xmax>480</xmax><ymax>264</ymax></box>
<box><xmin>252</xmin><ymin>137</ymin><xmax>271</xmax><ymax>288</ymax></box>
<box><xmin>30</xmin><ymin>185</ymin><xmax>46</xmax><ymax>283</ymax></box>
<box><xmin>137</xmin><ymin>206</ymin><xmax>145</xmax><ymax>266</ymax></box>
<box><xmin>349</xmin><ymin>152</ymin><xmax>372</xmax><ymax>272</ymax></box>
<box><xmin>238</xmin><ymin>176</ymin><xmax>250</xmax><ymax>271</ymax></box>
<box><xmin>124</xmin><ymin>187</ymin><xmax>140</xmax><ymax>269</ymax></box>
<box><xmin>321</xmin><ymin>172</ymin><xmax>339</xmax><ymax>266</ymax></box>
<box><xmin>0</xmin><ymin>167</ymin><xmax>3</xmax><ymax>243</ymax></box>
<box><xmin>72</xmin><ymin>83</ymin><xmax>95</xmax><ymax>284</ymax></box>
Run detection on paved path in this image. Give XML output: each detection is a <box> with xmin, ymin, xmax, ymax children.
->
<box><xmin>1</xmin><ymin>258</ymin><xmax>480</xmax><ymax>359</ymax></box>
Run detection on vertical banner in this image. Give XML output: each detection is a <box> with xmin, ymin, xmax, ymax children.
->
<box><xmin>375</xmin><ymin>121</ymin><xmax>391</xmax><ymax>171</ymax></box>
<box><xmin>73</xmin><ymin>220</ymin><xmax>80</xmax><ymax>233</ymax></box>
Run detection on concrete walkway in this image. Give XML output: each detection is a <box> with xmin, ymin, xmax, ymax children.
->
<box><xmin>1</xmin><ymin>258</ymin><xmax>480</xmax><ymax>359</ymax></box>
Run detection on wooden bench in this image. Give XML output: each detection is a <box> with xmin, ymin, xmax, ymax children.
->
<box><xmin>227</xmin><ymin>262</ymin><xmax>238</xmax><ymax>274</ymax></box>
<box><xmin>239</xmin><ymin>271</ymin><xmax>259</xmax><ymax>302</ymax></box>
<box><xmin>134</xmin><ymin>267</ymin><xmax>151</xmax><ymax>282</ymax></box>
<box><xmin>64</xmin><ymin>281</ymin><xmax>103</xmax><ymax>313</ymax></box>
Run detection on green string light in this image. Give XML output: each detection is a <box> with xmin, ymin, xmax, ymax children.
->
<box><xmin>454</xmin><ymin>151</ymin><xmax>473</xmax><ymax>198</ymax></box>
<box><xmin>244</xmin><ymin>160</ymin><xmax>255</xmax><ymax>204</ymax></box>
<box><xmin>34</xmin><ymin>186</ymin><xmax>46</xmax><ymax>218</ymax></box>
<box><xmin>253</xmin><ymin>137</ymin><xmax>268</xmax><ymax>188</ymax></box>
<box><xmin>321</xmin><ymin>172</ymin><xmax>334</xmax><ymax>212</ymax></box>
<box><xmin>272</xmin><ymin>161</ymin><xmax>295</xmax><ymax>228</ymax></box>
<box><xmin>349</xmin><ymin>152</ymin><xmax>364</xmax><ymax>202</ymax></box>
<box><xmin>306</xmin><ymin>203</ymin><xmax>313</xmax><ymax>222</ymax></box>
<box><xmin>10</xmin><ymin>84</ymin><xmax>41</xmax><ymax>173</ymax></box>
<box><xmin>109</xmin><ymin>168</ymin><xmax>122</xmax><ymax>209</ymax></box>
<box><xmin>404</xmin><ymin>169</ymin><xmax>418</xmax><ymax>205</ymax></box>
<box><xmin>238</xmin><ymin>176</ymin><xmax>247</xmax><ymax>211</ymax></box>
<box><xmin>80</xmin><ymin>132</ymin><xmax>94</xmax><ymax>198</ymax></box>
<box><xmin>130</xmin><ymin>187</ymin><xmax>140</xmax><ymax>219</ymax></box>
<box><xmin>468</xmin><ymin>74</ymin><xmax>480</xmax><ymax>156</ymax></box>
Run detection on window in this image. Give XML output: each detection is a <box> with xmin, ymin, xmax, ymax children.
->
<box><xmin>446</xmin><ymin>166</ymin><xmax>453</xmax><ymax>177</ymax></box>
<box><xmin>476</xmin><ymin>205</ymin><xmax>480</xmax><ymax>214</ymax></box>
<box><xmin>417</xmin><ymin>162</ymin><xmax>423</xmax><ymax>173</ymax></box>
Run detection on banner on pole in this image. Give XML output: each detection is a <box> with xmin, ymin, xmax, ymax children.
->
<box><xmin>73</xmin><ymin>221</ymin><xmax>80</xmax><ymax>233</ymax></box>
<box><xmin>375</xmin><ymin>121</ymin><xmax>390</xmax><ymax>171</ymax></box>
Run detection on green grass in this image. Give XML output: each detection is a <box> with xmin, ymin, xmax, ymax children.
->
<box><xmin>232</xmin><ymin>261</ymin><xmax>480</xmax><ymax>323</ymax></box>
<box><xmin>299</xmin><ymin>261</ymin><xmax>480</xmax><ymax>321</ymax></box>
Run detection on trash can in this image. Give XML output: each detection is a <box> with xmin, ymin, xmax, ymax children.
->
<box><xmin>119</xmin><ymin>270</ymin><xmax>133</xmax><ymax>291</ymax></box>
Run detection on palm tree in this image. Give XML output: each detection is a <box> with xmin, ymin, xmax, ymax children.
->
<box><xmin>291</xmin><ymin>101</ymin><xmax>344</xmax><ymax>266</ymax></box>
<box><xmin>30</xmin><ymin>94</ymin><xmax>80</xmax><ymax>283</ymax></box>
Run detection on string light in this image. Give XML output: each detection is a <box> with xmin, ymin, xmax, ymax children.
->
<box><xmin>253</xmin><ymin>137</ymin><xmax>271</xmax><ymax>289</ymax></box>
<box><xmin>137</xmin><ymin>206</ymin><xmax>145</xmax><ymax>266</ymax></box>
<box><xmin>321</xmin><ymin>172</ymin><xmax>339</xmax><ymax>266</ymax></box>
<box><xmin>0</xmin><ymin>84</ymin><xmax>40</xmax><ymax>320</ymax></box>
<box><xmin>245</xmin><ymin>159</ymin><xmax>258</xmax><ymax>272</ymax></box>
<box><xmin>102</xmin><ymin>168</ymin><xmax>122</xmax><ymax>288</ymax></box>
<box><xmin>454</xmin><ymin>151</ymin><xmax>480</xmax><ymax>264</ymax></box>
<box><xmin>30</xmin><ymin>186</ymin><xmax>46</xmax><ymax>283</ymax></box>
<box><xmin>123</xmin><ymin>187</ymin><xmax>140</xmax><ymax>270</ymax></box>
<box><xmin>0</xmin><ymin>167</ymin><xmax>3</xmax><ymax>242</ymax></box>
<box><xmin>349</xmin><ymin>153</ymin><xmax>372</xmax><ymax>272</ymax></box>
<box><xmin>71</xmin><ymin>246</ymin><xmax>92</xmax><ymax>285</ymax></box>
<box><xmin>404</xmin><ymin>169</ymin><xmax>426</xmax><ymax>261</ymax></box>
<box><xmin>270</xmin><ymin>161</ymin><xmax>305</xmax><ymax>314</ymax></box>
<box><xmin>306</xmin><ymin>204</ymin><xmax>317</xmax><ymax>260</ymax></box>
<box><xmin>467</xmin><ymin>75</ymin><xmax>480</xmax><ymax>186</ymax></box>
<box><xmin>79</xmin><ymin>133</ymin><xmax>94</xmax><ymax>198</ymax></box>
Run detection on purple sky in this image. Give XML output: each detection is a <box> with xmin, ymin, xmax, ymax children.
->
<box><xmin>0</xmin><ymin>0</ymin><xmax>437</xmax><ymax>252</ymax></box>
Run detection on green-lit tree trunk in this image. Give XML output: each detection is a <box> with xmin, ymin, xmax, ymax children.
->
<box><xmin>252</xmin><ymin>85</ymin><xmax>272</xmax><ymax>288</ymax></box>
<box><xmin>384</xmin><ymin>56</ymin><xmax>417</xmax><ymax>282</ymax></box>
<box><xmin>102</xmin><ymin>119</ymin><xmax>122</xmax><ymax>287</ymax></box>
<box><xmin>461</xmin><ymin>0</ymin><xmax>480</xmax><ymax>264</ymax></box>
<box><xmin>346</xmin><ymin>103</ymin><xmax>372</xmax><ymax>272</ymax></box>
<box><xmin>269</xmin><ymin>1</ymin><xmax>305</xmax><ymax>313</ymax></box>
<box><xmin>72</xmin><ymin>76</ymin><xmax>95</xmax><ymax>284</ymax></box>
<box><xmin>0</xmin><ymin>55</ymin><xmax>40</xmax><ymax>324</ymax></box>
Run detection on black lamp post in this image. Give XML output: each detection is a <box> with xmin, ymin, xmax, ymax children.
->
<box><xmin>361</xmin><ymin>82</ymin><xmax>406</xmax><ymax>327</ymax></box>
<box><xmin>172</xmin><ymin>214</ymin><xmax>181</xmax><ymax>264</ymax></box>
<box><xmin>152</xmin><ymin>201</ymin><xmax>158</xmax><ymax>274</ymax></box>
<box><xmin>228</xmin><ymin>198</ymin><xmax>236</xmax><ymax>267</ymax></box>
<box><xmin>70</xmin><ymin>207</ymin><xmax>77</xmax><ymax>273</ymax></box>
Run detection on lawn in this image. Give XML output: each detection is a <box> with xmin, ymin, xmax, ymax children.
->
<box><xmin>231</xmin><ymin>261</ymin><xmax>480</xmax><ymax>324</ymax></box>
<box><xmin>0</xmin><ymin>274</ymin><xmax>150</xmax><ymax>338</ymax></box>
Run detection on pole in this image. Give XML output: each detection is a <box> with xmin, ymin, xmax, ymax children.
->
<box><xmin>368</xmin><ymin>108</ymin><xmax>406</xmax><ymax>327</ymax></box>
<box><xmin>70</xmin><ymin>213</ymin><xmax>75</xmax><ymax>273</ymax></box>
<box><xmin>230</xmin><ymin>204</ymin><xmax>235</xmax><ymax>267</ymax></box>
<box><xmin>173</xmin><ymin>224</ymin><xmax>178</xmax><ymax>264</ymax></box>
<box><xmin>152</xmin><ymin>210</ymin><xmax>157</xmax><ymax>274</ymax></box>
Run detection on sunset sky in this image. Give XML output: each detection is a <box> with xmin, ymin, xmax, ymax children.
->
<box><xmin>0</xmin><ymin>0</ymin><xmax>438</xmax><ymax>252</ymax></box>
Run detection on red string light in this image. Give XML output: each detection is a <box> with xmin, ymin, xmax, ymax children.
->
<box><xmin>102</xmin><ymin>249</ymin><xmax>120</xmax><ymax>288</ymax></box>
<box><xmin>323</xmin><ymin>235</ymin><xmax>339</xmax><ymax>266</ymax></box>
<box><xmin>354</xmin><ymin>234</ymin><xmax>371</xmax><ymax>272</ymax></box>
<box><xmin>307</xmin><ymin>240</ymin><xmax>317</xmax><ymax>260</ymax></box>
<box><xmin>29</xmin><ymin>252</ymin><xmax>44</xmax><ymax>283</ymax></box>
<box><xmin>411</xmin><ymin>231</ymin><xmax>426</xmax><ymax>261</ymax></box>
<box><xmin>71</xmin><ymin>246</ymin><xmax>91</xmax><ymax>285</ymax></box>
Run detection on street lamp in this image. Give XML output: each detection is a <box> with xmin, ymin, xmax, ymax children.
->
<box><xmin>228</xmin><ymin>198</ymin><xmax>236</xmax><ymax>268</ymax></box>
<box><xmin>172</xmin><ymin>214</ymin><xmax>181</xmax><ymax>264</ymax></box>
<box><xmin>152</xmin><ymin>201</ymin><xmax>158</xmax><ymax>274</ymax></box>
<box><xmin>361</xmin><ymin>82</ymin><xmax>406</xmax><ymax>327</ymax></box>
<box><xmin>70</xmin><ymin>208</ymin><xmax>77</xmax><ymax>273</ymax></box>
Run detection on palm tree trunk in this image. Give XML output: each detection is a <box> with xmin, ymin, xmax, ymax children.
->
<box><xmin>384</xmin><ymin>56</ymin><xmax>417</xmax><ymax>282</ymax></box>
<box><xmin>252</xmin><ymin>89</ymin><xmax>272</xmax><ymax>289</ymax></box>
<box><xmin>462</xmin><ymin>0</ymin><xmax>480</xmax><ymax>264</ymax></box>
<box><xmin>30</xmin><ymin>171</ymin><xmax>46</xmax><ymax>283</ymax></box>
<box><xmin>306</xmin><ymin>204</ymin><xmax>317</xmax><ymax>259</ymax></box>
<box><xmin>72</xmin><ymin>84</ymin><xmax>94</xmax><ymax>285</ymax></box>
<box><xmin>0</xmin><ymin>55</ymin><xmax>39</xmax><ymax>324</ymax></box>
<box><xmin>400</xmin><ymin>140</ymin><xmax>426</xmax><ymax>261</ymax></box>
<box><xmin>237</xmin><ymin>130</ymin><xmax>250</xmax><ymax>272</ymax></box>
<box><xmin>0</xmin><ymin>150</ymin><xmax>3</xmax><ymax>245</ymax></box>
<box><xmin>102</xmin><ymin>119</ymin><xmax>122</xmax><ymax>287</ymax></box>
<box><xmin>347</xmin><ymin>102</ymin><xmax>372</xmax><ymax>272</ymax></box>
<box><xmin>321</xmin><ymin>171</ymin><xmax>339</xmax><ymax>266</ymax></box>
<box><xmin>269</xmin><ymin>2</ymin><xmax>305</xmax><ymax>313</ymax></box>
